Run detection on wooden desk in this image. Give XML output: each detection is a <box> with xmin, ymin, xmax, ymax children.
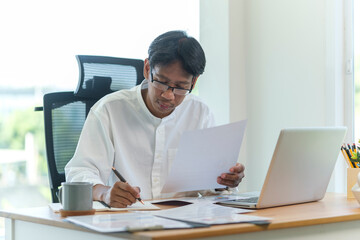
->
<box><xmin>1</xmin><ymin>193</ymin><xmax>360</xmax><ymax>240</ymax></box>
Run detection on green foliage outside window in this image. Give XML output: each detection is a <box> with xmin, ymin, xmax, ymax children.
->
<box><xmin>0</xmin><ymin>108</ymin><xmax>47</xmax><ymax>176</ymax></box>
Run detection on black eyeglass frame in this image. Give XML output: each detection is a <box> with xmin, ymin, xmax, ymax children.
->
<box><xmin>150</xmin><ymin>70</ymin><xmax>195</xmax><ymax>95</ymax></box>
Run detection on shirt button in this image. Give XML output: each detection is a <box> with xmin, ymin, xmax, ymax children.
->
<box><xmin>154</xmin><ymin>178</ymin><xmax>159</xmax><ymax>183</ymax></box>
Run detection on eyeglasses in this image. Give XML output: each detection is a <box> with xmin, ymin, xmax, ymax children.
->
<box><xmin>150</xmin><ymin>72</ymin><xmax>194</xmax><ymax>96</ymax></box>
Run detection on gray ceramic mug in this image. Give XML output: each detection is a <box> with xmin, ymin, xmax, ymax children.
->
<box><xmin>59</xmin><ymin>182</ymin><xmax>93</xmax><ymax>211</ymax></box>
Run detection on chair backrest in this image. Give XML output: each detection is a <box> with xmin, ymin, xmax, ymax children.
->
<box><xmin>75</xmin><ymin>55</ymin><xmax>144</xmax><ymax>99</ymax></box>
<box><xmin>44</xmin><ymin>55</ymin><xmax>144</xmax><ymax>203</ymax></box>
<box><xmin>43</xmin><ymin>92</ymin><xmax>95</xmax><ymax>202</ymax></box>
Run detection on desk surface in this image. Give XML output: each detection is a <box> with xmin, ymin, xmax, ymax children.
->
<box><xmin>1</xmin><ymin>193</ymin><xmax>360</xmax><ymax>240</ymax></box>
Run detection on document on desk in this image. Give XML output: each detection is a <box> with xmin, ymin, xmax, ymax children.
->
<box><xmin>91</xmin><ymin>201</ymin><xmax>160</xmax><ymax>211</ymax></box>
<box><xmin>151</xmin><ymin>202</ymin><xmax>270</xmax><ymax>225</ymax></box>
<box><xmin>49</xmin><ymin>201</ymin><xmax>159</xmax><ymax>213</ymax></box>
<box><xmin>65</xmin><ymin>212</ymin><xmax>192</xmax><ymax>233</ymax></box>
<box><xmin>161</xmin><ymin>120</ymin><xmax>247</xmax><ymax>193</ymax></box>
<box><xmin>151</xmin><ymin>194</ymin><xmax>252</xmax><ymax>205</ymax></box>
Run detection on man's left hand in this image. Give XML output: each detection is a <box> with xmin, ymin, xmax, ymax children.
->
<box><xmin>217</xmin><ymin>163</ymin><xmax>245</xmax><ymax>188</ymax></box>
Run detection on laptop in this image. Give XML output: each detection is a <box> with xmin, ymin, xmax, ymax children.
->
<box><xmin>218</xmin><ymin>127</ymin><xmax>347</xmax><ymax>209</ymax></box>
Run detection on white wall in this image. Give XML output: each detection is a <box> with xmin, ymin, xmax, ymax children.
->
<box><xmin>198</xmin><ymin>1</ymin><xmax>230</xmax><ymax>125</ymax></box>
<box><xmin>199</xmin><ymin>0</ymin><xmax>347</xmax><ymax>192</ymax></box>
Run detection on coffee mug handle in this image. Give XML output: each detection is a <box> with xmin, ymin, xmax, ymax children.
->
<box><xmin>57</xmin><ymin>187</ymin><xmax>63</xmax><ymax>204</ymax></box>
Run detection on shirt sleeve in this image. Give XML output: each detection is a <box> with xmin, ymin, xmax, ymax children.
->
<box><xmin>205</xmin><ymin>111</ymin><xmax>216</xmax><ymax>128</ymax></box>
<box><xmin>65</xmin><ymin>108</ymin><xmax>114</xmax><ymax>186</ymax></box>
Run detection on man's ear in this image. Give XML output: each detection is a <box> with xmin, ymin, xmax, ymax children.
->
<box><xmin>192</xmin><ymin>76</ymin><xmax>199</xmax><ymax>89</ymax></box>
<box><xmin>143</xmin><ymin>58</ymin><xmax>150</xmax><ymax>80</ymax></box>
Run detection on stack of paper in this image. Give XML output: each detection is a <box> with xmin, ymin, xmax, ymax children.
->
<box><xmin>161</xmin><ymin>120</ymin><xmax>247</xmax><ymax>193</ymax></box>
<box><xmin>65</xmin><ymin>212</ymin><xmax>191</xmax><ymax>233</ymax></box>
<box><xmin>65</xmin><ymin>201</ymin><xmax>271</xmax><ymax>233</ymax></box>
<box><xmin>150</xmin><ymin>202</ymin><xmax>270</xmax><ymax>225</ymax></box>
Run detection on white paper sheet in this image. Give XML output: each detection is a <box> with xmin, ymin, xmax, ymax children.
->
<box><xmin>161</xmin><ymin>120</ymin><xmax>247</xmax><ymax>193</ymax></box>
<box><xmin>151</xmin><ymin>202</ymin><xmax>270</xmax><ymax>225</ymax></box>
<box><xmin>49</xmin><ymin>201</ymin><xmax>159</xmax><ymax>213</ymax></box>
<box><xmin>65</xmin><ymin>212</ymin><xmax>191</xmax><ymax>233</ymax></box>
<box><xmin>151</xmin><ymin>194</ymin><xmax>254</xmax><ymax>205</ymax></box>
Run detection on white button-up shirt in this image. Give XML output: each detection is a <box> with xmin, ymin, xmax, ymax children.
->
<box><xmin>65</xmin><ymin>80</ymin><xmax>215</xmax><ymax>200</ymax></box>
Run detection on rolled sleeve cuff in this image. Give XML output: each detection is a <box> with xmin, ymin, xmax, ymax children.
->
<box><xmin>65</xmin><ymin>167</ymin><xmax>105</xmax><ymax>186</ymax></box>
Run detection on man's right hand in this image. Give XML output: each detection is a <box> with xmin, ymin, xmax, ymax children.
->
<box><xmin>93</xmin><ymin>182</ymin><xmax>141</xmax><ymax>208</ymax></box>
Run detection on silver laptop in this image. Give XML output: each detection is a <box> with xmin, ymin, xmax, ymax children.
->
<box><xmin>219</xmin><ymin>127</ymin><xmax>347</xmax><ymax>209</ymax></box>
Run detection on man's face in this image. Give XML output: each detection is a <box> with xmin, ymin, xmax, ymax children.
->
<box><xmin>143</xmin><ymin>59</ymin><xmax>196</xmax><ymax>118</ymax></box>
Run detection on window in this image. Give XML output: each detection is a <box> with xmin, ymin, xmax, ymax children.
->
<box><xmin>354</xmin><ymin>0</ymin><xmax>360</xmax><ymax>140</ymax></box>
<box><xmin>0</xmin><ymin>0</ymin><xmax>199</xmax><ymax>237</ymax></box>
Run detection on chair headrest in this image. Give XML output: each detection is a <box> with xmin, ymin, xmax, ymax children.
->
<box><xmin>82</xmin><ymin>76</ymin><xmax>112</xmax><ymax>99</ymax></box>
<box><xmin>74</xmin><ymin>55</ymin><xmax>144</xmax><ymax>100</ymax></box>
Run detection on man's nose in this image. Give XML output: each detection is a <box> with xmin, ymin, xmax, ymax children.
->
<box><xmin>161</xmin><ymin>88</ymin><xmax>175</xmax><ymax>100</ymax></box>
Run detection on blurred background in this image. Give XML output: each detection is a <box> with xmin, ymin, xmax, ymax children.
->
<box><xmin>0</xmin><ymin>0</ymin><xmax>199</xmax><ymax>237</ymax></box>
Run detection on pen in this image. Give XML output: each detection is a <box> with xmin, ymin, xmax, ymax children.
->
<box><xmin>344</xmin><ymin>146</ymin><xmax>358</xmax><ymax>168</ymax></box>
<box><xmin>353</xmin><ymin>143</ymin><xmax>357</xmax><ymax>156</ymax></box>
<box><xmin>346</xmin><ymin>145</ymin><xmax>359</xmax><ymax>168</ymax></box>
<box><xmin>111</xmin><ymin>167</ymin><xmax>144</xmax><ymax>205</ymax></box>
<box><xmin>341</xmin><ymin>147</ymin><xmax>355</xmax><ymax>168</ymax></box>
<box><xmin>347</xmin><ymin>144</ymin><xmax>353</xmax><ymax>156</ymax></box>
<box><xmin>99</xmin><ymin>200</ymin><xmax>111</xmax><ymax>208</ymax></box>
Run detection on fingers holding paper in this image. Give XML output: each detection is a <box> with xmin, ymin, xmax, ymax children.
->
<box><xmin>217</xmin><ymin>163</ymin><xmax>245</xmax><ymax>188</ymax></box>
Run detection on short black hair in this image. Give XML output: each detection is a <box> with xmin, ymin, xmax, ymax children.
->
<box><xmin>148</xmin><ymin>30</ymin><xmax>206</xmax><ymax>77</ymax></box>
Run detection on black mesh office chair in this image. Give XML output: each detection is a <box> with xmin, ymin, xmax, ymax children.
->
<box><xmin>43</xmin><ymin>55</ymin><xmax>144</xmax><ymax>203</ymax></box>
<box><xmin>43</xmin><ymin>92</ymin><xmax>95</xmax><ymax>203</ymax></box>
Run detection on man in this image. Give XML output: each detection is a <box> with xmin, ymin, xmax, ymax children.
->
<box><xmin>65</xmin><ymin>30</ymin><xmax>245</xmax><ymax>208</ymax></box>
